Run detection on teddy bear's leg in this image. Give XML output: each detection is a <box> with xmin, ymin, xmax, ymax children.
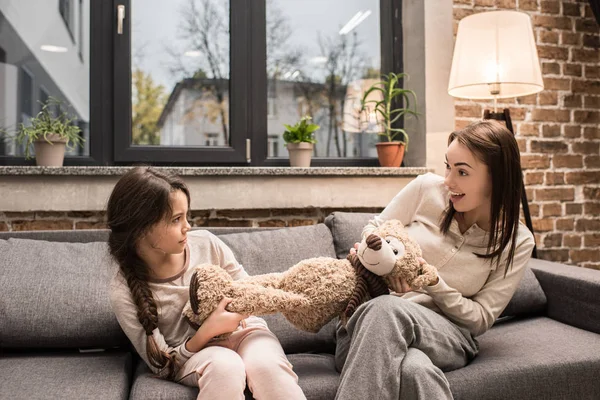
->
<box><xmin>225</xmin><ymin>283</ymin><xmax>310</xmax><ymax>316</ymax></box>
<box><xmin>409</xmin><ymin>263</ymin><xmax>439</xmax><ymax>290</ymax></box>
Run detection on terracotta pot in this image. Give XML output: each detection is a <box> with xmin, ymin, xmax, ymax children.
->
<box><xmin>376</xmin><ymin>142</ymin><xmax>405</xmax><ymax>167</ymax></box>
<box><xmin>286</xmin><ymin>142</ymin><xmax>314</xmax><ymax>167</ymax></box>
<box><xmin>33</xmin><ymin>134</ymin><xmax>68</xmax><ymax>167</ymax></box>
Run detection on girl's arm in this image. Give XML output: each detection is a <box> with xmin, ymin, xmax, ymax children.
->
<box><xmin>362</xmin><ymin>173</ymin><xmax>426</xmax><ymax>238</ymax></box>
<box><xmin>423</xmin><ymin>231</ymin><xmax>535</xmax><ymax>336</ymax></box>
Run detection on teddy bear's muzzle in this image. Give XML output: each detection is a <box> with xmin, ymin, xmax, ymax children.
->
<box><xmin>366</xmin><ymin>234</ymin><xmax>382</xmax><ymax>250</ymax></box>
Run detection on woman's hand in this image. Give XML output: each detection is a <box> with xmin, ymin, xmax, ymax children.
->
<box><xmin>389</xmin><ymin>276</ymin><xmax>412</xmax><ymax>295</ymax></box>
<box><xmin>203</xmin><ymin>297</ymin><xmax>248</xmax><ymax>338</ymax></box>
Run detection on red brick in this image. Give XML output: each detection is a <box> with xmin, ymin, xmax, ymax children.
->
<box><xmin>258</xmin><ymin>219</ymin><xmax>286</xmax><ymax>227</ymax></box>
<box><xmin>517</xmin><ymin>138</ymin><xmax>527</xmax><ymax>153</ymax></box>
<box><xmin>537</xmin><ymin>92</ymin><xmax>558</xmax><ymax>106</ymax></box>
<box><xmin>288</xmin><ymin>219</ymin><xmax>316</xmax><ymax>227</ymax></box>
<box><xmin>531</xmin><ymin>109</ymin><xmax>571</xmax><ymax>122</ymax></box>
<box><xmin>584</xmin><ymin>202</ymin><xmax>600</xmax><ymax>214</ymax></box>
<box><xmin>454</xmin><ymin>0</ymin><xmax>472</xmax><ymax>4</ymax></box>
<box><xmin>454</xmin><ymin>8</ymin><xmax>475</xmax><ymax>20</ymax></box>
<box><xmin>584</xmin><ymin>156</ymin><xmax>600</xmax><ymax>168</ymax></box>
<box><xmin>553</xmin><ymin>154</ymin><xmax>583</xmax><ymax>168</ymax></box>
<box><xmin>565</xmin><ymin>171</ymin><xmax>600</xmax><ymax>184</ymax></box>
<box><xmin>540</xmin><ymin>0</ymin><xmax>560</xmax><ymax>13</ymax></box>
<box><xmin>584</xmin><ymin>187</ymin><xmax>600</xmax><ymax>200</ymax></box>
<box><xmin>562</xmin><ymin>2</ymin><xmax>581</xmax><ymax>17</ymax></box>
<box><xmin>572</xmin><ymin>49</ymin><xmax>600</xmax><ymax>63</ymax></box>
<box><xmin>508</xmin><ymin>107</ymin><xmax>527</xmax><ymax>121</ymax></box>
<box><xmin>545</xmin><ymin>171</ymin><xmax>565</xmax><ymax>184</ymax></box>
<box><xmin>0</xmin><ymin>222</ymin><xmax>8</xmax><ymax>232</ymax></box>
<box><xmin>584</xmin><ymin>96</ymin><xmax>600</xmax><ymax>109</ymax></box>
<box><xmin>474</xmin><ymin>0</ymin><xmax>495</xmax><ymax>5</ymax></box>
<box><xmin>584</xmin><ymin>233</ymin><xmax>600</xmax><ymax>247</ymax></box>
<box><xmin>456</xmin><ymin>105</ymin><xmax>482</xmax><ymax>118</ymax></box>
<box><xmin>556</xmin><ymin>217</ymin><xmax>575</xmax><ymax>230</ymax></box>
<box><xmin>582</xmin><ymin>263</ymin><xmax>600</xmax><ymax>270</ymax></box>
<box><xmin>543</xmin><ymin>203</ymin><xmax>563</xmax><ymax>217</ymax></box>
<box><xmin>544</xmin><ymin>232</ymin><xmax>563</xmax><ymax>247</ymax></box>
<box><xmin>541</xmin><ymin>124</ymin><xmax>561</xmax><ymax>137</ymax></box>
<box><xmin>545</xmin><ymin>79</ymin><xmax>573</xmax><ymax>92</ymax></box>
<box><xmin>67</xmin><ymin>211</ymin><xmax>104</xmax><ymax>219</ymax></box>
<box><xmin>520</xmin><ymin>0</ymin><xmax>539</xmax><ymax>11</ymax></box>
<box><xmin>75</xmin><ymin>221</ymin><xmax>109</xmax><ymax>229</ymax></box>
<box><xmin>539</xmin><ymin>30</ymin><xmax>560</xmax><ymax>44</ymax></box>
<box><xmin>584</xmin><ymin>3</ymin><xmax>595</xmax><ymax>18</ymax></box>
<box><xmin>564</xmin><ymin>94</ymin><xmax>582</xmax><ymax>108</ymax></box>
<box><xmin>455</xmin><ymin>119</ymin><xmax>472</xmax><ymax>130</ymax></box>
<box><xmin>533</xmin><ymin>15</ymin><xmax>572</xmax><ymax>30</ymax></box>
<box><xmin>583</xmin><ymin>34</ymin><xmax>600</xmax><ymax>49</ymax></box>
<box><xmin>572</xmin><ymin>142</ymin><xmax>600</xmax><ymax>154</ymax></box>
<box><xmin>525</xmin><ymin>171</ymin><xmax>545</xmax><ymax>185</ymax></box>
<box><xmin>575</xmin><ymin>18</ymin><xmax>600</xmax><ymax>33</ymax></box>
<box><xmin>496</xmin><ymin>0</ymin><xmax>516</xmax><ymax>7</ymax></box>
<box><xmin>538</xmin><ymin>249</ymin><xmax>570</xmax><ymax>263</ymax></box>
<box><xmin>537</xmin><ymin>45</ymin><xmax>570</xmax><ymax>61</ymax></box>
<box><xmin>532</xmin><ymin>218</ymin><xmax>555</xmax><ymax>232</ymax></box>
<box><xmin>565</xmin><ymin>203</ymin><xmax>583</xmax><ymax>215</ymax></box>
<box><xmin>542</xmin><ymin>62</ymin><xmax>561</xmax><ymax>75</ymax></box>
<box><xmin>561</xmin><ymin>32</ymin><xmax>581</xmax><ymax>45</ymax></box>
<box><xmin>521</xmin><ymin>154</ymin><xmax>551</xmax><ymax>169</ymax></box>
<box><xmin>576</xmin><ymin>218</ymin><xmax>600</xmax><ymax>231</ymax></box>
<box><xmin>583</xmin><ymin>126</ymin><xmax>600</xmax><ymax>139</ymax></box>
<box><xmin>530</xmin><ymin>140</ymin><xmax>569</xmax><ymax>153</ymax></box>
<box><xmin>586</xmin><ymin>66</ymin><xmax>600</xmax><ymax>79</ymax></box>
<box><xmin>518</xmin><ymin>123</ymin><xmax>540</xmax><ymax>136</ymax></box>
<box><xmin>205</xmin><ymin>219</ymin><xmax>253</xmax><ymax>227</ymax></box>
<box><xmin>564</xmin><ymin>64</ymin><xmax>583</xmax><ymax>77</ymax></box>
<box><xmin>11</xmin><ymin>220</ymin><xmax>73</xmax><ymax>231</ymax></box>
<box><xmin>564</xmin><ymin>125</ymin><xmax>582</xmax><ymax>138</ymax></box>
<box><xmin>535</xmin><ymin>187</ymin><xmax>575</xmax><ymax>201</ymax></box>
<box><xmin>517</xmin><ymin>94</ymin><xmax>538</xmax><ymax>105</ymax></box>
<box><xmin>217</xmin><ymin>209</ymin><xmax>272</xmax><ymax>219</ymax></box>
<box><xmin>563</xmin><ymin>233</ymin><xmax>582</xmax><ymax>247</ymax></box>
<box><xmin>572</xmin><ymin>80</ymin><xmax>600</xmax><ymax>95</ymax></box>
<box><xmin>570</xmin><ymin>249</ymin><xmax>600</xmax><ymax>263</ymax></box>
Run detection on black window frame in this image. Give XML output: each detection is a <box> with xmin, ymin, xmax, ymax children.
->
<box><xmin>59</xmin><ymin>0</ymin><xmax>76</xmax><ymax>44</ymax></box>
<box><xmin>1</xmin><ymin>0</ymin><xmax>403</xmax><ymax>166</ymax></box>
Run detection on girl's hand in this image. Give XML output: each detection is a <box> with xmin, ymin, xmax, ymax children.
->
<box><xmin>349</xmin><ymin>242</ymin><xmax>360</xmax><ymax>256</ymax></box>
<box><xmin>203</xmin><ymin>297</ymin><xmax>248</xmax><ymax>338</ymax></box>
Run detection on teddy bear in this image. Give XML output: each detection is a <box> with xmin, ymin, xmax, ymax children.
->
<box><xmin>182</xmin><ymin>219</ymin><xmax>438</xmax><ymax>333</ymax></box>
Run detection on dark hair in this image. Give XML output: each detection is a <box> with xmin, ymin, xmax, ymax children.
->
<box><xmin>107</xmin><ymin>166</ymin><xmax>190</xmax><ymax>380</ymax></box>
<box><xmin>440</xmin><ymin>120</ymin><xmax>522</xmax><ymax>275</ymax></box>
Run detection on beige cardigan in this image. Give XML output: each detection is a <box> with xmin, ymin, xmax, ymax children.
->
<box><xmin>363</xmin><ymin>173</ymin><xmax>535</xmax><ymax>336</ymax></box>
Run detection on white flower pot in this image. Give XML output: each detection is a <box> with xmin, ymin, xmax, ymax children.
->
<box><xmin>286</xmin><ymin>142</ymin><xmax>314</xmax><ymax>167</ymax></box>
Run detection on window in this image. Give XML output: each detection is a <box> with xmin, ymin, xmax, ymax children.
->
<box><xmin>78</xmin><ymin>0</ymin><xmax>84</xmax><ymax>62</ymax></box>
<box><xmin>59</xmin><ymin>0</ymin><xmax>74</xmax><ymax>41</ymax></box>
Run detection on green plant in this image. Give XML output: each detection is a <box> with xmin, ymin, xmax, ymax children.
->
<box><xmin>8</xmin><ymin>97</ymin><xmax>84</xmax><ymax>159</ymax></box>
<box><xmin>361</xmin><ymin>72</ymin><xmax>419</xmax><ymax>147</ymax></box>
<box><xmin>282</xmin><ymin>115</ymin><xmax>319</xmax><ymax>145</ymax></box>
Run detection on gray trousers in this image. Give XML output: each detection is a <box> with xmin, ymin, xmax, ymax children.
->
<box><xmin>335</xmin><ymin>295</ymin><xmax>479</xmax><ymax>400</ymax></box>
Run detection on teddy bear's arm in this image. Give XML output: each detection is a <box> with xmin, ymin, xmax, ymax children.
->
<box><xmin>240</xmin><ymin>272</ymin><xmax>285</xmax><ymax>289</ymax></box>
<box><xmin>224</xmin><ymin>281</ymin><xmax>310</xmax><ymax>316</ymax></box>
<box><xmin>409</xmin><ymin>262</ymin><xmax>439</xmax><ymax>290</ymax></box>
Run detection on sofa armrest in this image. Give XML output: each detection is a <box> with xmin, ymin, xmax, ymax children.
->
<box><xmin>529</xmin><ymin>258</ymin><xmax>600</xmax><ymax>335</ymax></box>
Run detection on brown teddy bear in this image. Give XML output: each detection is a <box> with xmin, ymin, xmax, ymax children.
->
<box><xmin>183</xmin><ymin>220</ymin><xmax>438</xmax><ymax>333</ymax></box>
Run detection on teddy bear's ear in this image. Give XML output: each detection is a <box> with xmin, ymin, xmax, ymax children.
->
<box><xmin>189</xmin><ymin>270</ymin><xmax>201</xmax><ymax>314</ymax></box>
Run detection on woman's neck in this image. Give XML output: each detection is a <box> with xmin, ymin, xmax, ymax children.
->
<box><xmin>456</xmin><ymin>210</ymin><xmax>491</xmax><ymax>233</ymax></box>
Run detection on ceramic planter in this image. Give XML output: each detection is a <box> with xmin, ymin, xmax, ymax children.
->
<box><xmin>376</xmin><ymin>142</ymin><xmax>405</xmax><ymax>167</ymax></box>
<box><xmin>286</xmin><ymin>142</ymin><xmax>314</xmax><ymax>167</ymax></box>
<box><xmin>33</xmin><ymin>134</ymin><xmax>68</xmax><ymax>166</ymax></box>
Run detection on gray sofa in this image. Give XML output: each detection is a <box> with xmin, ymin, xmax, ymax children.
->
<box><xmin>1</xmin><ymin>212</ymin><xmax>600</xmax><ymax>400</ymax></box>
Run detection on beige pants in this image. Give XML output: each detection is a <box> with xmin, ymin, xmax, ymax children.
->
<box><xmin>175</xmin><ymin>327</ymin><xmax>306</xmax><ymax>400</ymax></box>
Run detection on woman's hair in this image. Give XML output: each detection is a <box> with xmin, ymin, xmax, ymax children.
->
<box><xmin>106</xmin><ymin>166</ymin><xmax>190</xmax><ymax>380</ymax></box>
<box><xmin>439</xmin><ymin>120</ymin><xmax>523</xmax><ymax>275</ymax></box>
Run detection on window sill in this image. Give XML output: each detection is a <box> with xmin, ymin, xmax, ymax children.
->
<box><xmin>0</xmin><ymin>166</ymin><xmax>430</xmax><ymax>212</ymax></box>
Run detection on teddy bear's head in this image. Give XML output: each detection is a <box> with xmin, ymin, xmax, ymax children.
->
<box><xmin>356</xmin><ymin>219</ymin><xmax>423</xmax><ymax>285</ymax></box>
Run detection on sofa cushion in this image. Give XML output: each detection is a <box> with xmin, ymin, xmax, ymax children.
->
<box><xmin>130</xmin><ymin>354</ymin><xmax>339</xmax><ymax>400</ymax></box>
<box><xmin>0</xmin><ymin>352</ymin><xmax>132</xmax><ymax>400</ymax></box>
<box><xmin>446</xmin><ymin>317</ymin><xmax>600</xmax><ymax>400</ymax></box>
<box><xmin>324</xmin><ymin>212</ymin><xmax>547</xmax><ymax>318</ymax></box>
<box><xmin>0</xmin><ymin>238</ymin><xmax>127</xmax><ymax>349</ymax></box>
<box><xmin>218</xmin><ymin>224</ymin><xmax>338</xmax><ymax>354</ymax></box>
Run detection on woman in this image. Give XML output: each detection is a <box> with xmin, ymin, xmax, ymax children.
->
<box><xmin>335</xmin><ymin>121</ymin><xmax>535</xmax><ymax>400</ymax></box>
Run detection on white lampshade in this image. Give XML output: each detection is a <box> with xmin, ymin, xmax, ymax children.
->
<box><xmin>448</xmin><ymin>11</ymin><xmax>544</xmax><ymax>99</ymax></box>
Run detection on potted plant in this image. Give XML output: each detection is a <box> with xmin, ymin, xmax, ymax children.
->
<box><xmin>361</xmin><ymin>72</ymin><xmax>418</xmax><ymax>167</ymax></box>
<box><xmin>11</xmin><ymin>97</ymin><xmax>84</xmax><ymax>166</ymax></box>
<box><xmin>283</xmin><ymin>115</ymin><xmax>319</xmax><ymax>167</ymax></box>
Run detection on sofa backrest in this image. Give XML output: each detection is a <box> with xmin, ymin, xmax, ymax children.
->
<box><xmin>0</xmin><ymin>225</ymin><xmax>338</xmax><ymax>354</ymax></box>
<box><xmin>324</xmin><ymin>212</ymin><xmax>547</xmax><ymax>319</ymax></box>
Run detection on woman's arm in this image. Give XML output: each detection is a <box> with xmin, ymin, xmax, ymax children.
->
<box><xmin>423</xmin><ymin>233</ymin><xmax>535</xmax><ymax>336</ymax></box>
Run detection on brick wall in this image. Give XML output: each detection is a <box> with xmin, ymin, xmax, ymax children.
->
<box><xmin>0</xmin><ymin>208</ymin><xmax>383</xmax><ymax>232</ymax></box>
<box><xmin>453</xmin><ymin>0</ymin><xmax>600</xmax><ymax>269</ymax></box>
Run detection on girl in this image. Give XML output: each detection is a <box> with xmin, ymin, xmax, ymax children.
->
<box><xmin>107</xmin><ymin>167</ymin><xmax>306</xmax><ymax>400</ymax></box>
<box><xmin>335</xmin><ymin>120</ymin><xmax>535</xmax><ymax>400</ymax></box>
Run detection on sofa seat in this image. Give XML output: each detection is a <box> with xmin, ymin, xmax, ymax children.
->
<box><xmin>129</xmin><ymin>353</ymin><xmax>339</xmax><ymax>400</ymax></box>
<box><xmin>0</xmin><ymin>351</ymin><xmax>132</xmax><ymax>400</ymax></box>
<box><xmin>446</xmin><ymin>317</ymin><xmax>600</xmax><ymax>400</ymax></box>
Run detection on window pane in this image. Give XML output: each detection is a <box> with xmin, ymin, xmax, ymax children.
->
<box><xmin>0</xmin><ymin>0</ymin><xmax>90</xmax><ymax>157</ymax></box>
<box><xmin>266</xmin><ymin>0</ymin><xmax>381</xmax><ymax>159</ymax></box>
<box><xmin>131</xmin><ymin>0</ymin><xmax>231</xmax><ymax>147</ymax></box>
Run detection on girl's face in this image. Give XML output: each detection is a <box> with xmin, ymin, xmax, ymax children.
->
<box><xmin>444</xmin><ymin>140</ymin><xmax>492</xmax><ymax>223</ymax></box>
<box><xmin>141</xmin><ymin>190</ymin><xmax>191</xmax><ymax>255</ymax></box>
